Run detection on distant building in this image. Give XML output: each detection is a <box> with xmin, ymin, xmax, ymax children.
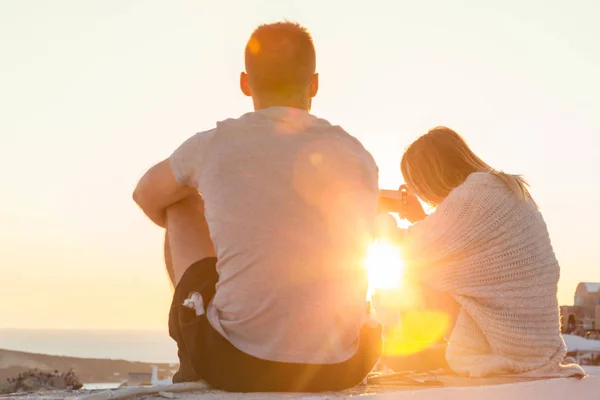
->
<box><xmin>575</xmin><ymin>282</ymin><xmax>600</xmax><ymax>307</ymax></box>
<box><xmin>561</xmin><ymin>282</ymin><xmax>600</xmax><ymax>335</ymax></box>
<box><xmin>118</xmin><ymin>365</ymin><xmax>173</xmax><ymax>387</ymax></box>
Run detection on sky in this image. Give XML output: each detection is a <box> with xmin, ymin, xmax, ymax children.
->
<box><xmin>1</xmin><ymin>0</ymin><xmax>599</xmax><ymax>330</ymax></box>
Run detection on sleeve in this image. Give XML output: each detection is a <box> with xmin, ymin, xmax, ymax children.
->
<box><xmin>168</xmin><ymin>129</ymin><xmax>216</xmax><ymax>188</ymax></box>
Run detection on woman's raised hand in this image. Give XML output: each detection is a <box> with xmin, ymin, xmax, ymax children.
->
<box><xmin>379</xmin><ymin>185</ymin><xmax>427</xmax><ymax>223</ymax></box>
<box><xmin>397</xmin><ymin>185</ymin><xmax>427</xmax><ymax>223</ymax></box>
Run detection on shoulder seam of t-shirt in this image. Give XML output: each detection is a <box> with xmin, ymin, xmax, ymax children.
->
<box><xmin>169</xmin><ymin>128</ymin><xmax>216</xmax><ymax>187</ymax></box>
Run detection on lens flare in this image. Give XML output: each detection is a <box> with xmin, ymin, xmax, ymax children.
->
<box><xmin>247</xmin><ymin>38</ymin><xmax>260</xmax><ymax>54</ymax></box>
<box><xmin>364</xmin><ymin>239</ymin><xmax>450</xmax><ymax>357</ymax></box>
<box><xmin>383</xmin><ymin>310</ymin><xmax>450</xmax><ymax>356</ymax></box>
<box><xmin>365</xmin><ymin>240</ymin><xmax>403</xmax><ymax>299</ymax></box>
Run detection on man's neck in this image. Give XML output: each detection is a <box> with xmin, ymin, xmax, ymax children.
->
<box><xmin>252</xmin><ymin>94</ymin><xmax>311</xmax><ymax>112</ymax></box>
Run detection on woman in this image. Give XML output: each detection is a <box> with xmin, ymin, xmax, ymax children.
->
<box><xmin>395</xmin><ymin>126</ymin><xmax>583</xmax><ymax>378</ymax></box>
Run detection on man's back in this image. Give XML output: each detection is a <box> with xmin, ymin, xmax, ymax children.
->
<box><xmin>170</xmin><ymin>107</ymin><xmax>379</xmax><ymax>363</ymax></box>
<box><xmin>135</xmin><ymin>21</ymin><xmax>382</xmax><ymax>391</ymax></box>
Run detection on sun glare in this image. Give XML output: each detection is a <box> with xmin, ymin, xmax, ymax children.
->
<box><xmin>364</xmin><ymin>240</ymin><xmax>450</xmax><ymax>357</ymax></box>
<box><xmin>365</xmin><ymin>240</ymin><xmax>404</xmax><ymax>298</ymax></box>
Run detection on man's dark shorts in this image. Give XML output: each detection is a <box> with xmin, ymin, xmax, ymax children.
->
<box><xmin>168</xmin><ymin>258</ymin><xmax>382</xmax><ymax>392</ymax></box>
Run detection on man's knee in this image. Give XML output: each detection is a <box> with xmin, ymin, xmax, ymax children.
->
<box><xmin>166</xmin><ymin>192</ymin><xmax>205</xmax><ymax>217</ymax></box>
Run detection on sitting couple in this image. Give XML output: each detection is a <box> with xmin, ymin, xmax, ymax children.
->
<box><xmin>133</xmin><ymin>21</ymin><xmax>583</xmax><ymax>392</ymax></box>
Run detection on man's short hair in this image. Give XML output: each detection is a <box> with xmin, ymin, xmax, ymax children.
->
<box><xmin>245</xmin><ymin>21</ymin><xmax>316</xmax><ymax>96</ymax></box>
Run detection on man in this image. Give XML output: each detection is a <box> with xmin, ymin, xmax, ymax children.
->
<box><xmin>133</xmin><ymin>21</ymin><xmax>381</xmax><ymax>392</ymax></box>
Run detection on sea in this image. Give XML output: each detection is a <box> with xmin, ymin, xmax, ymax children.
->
<box><xmin>0</xmin><ymin>329</ymin><xmax>178</xmax><ymax>364</ymax></box>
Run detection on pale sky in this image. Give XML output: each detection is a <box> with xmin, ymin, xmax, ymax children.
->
<box><xmin>1</xmin><ymin>0</ymin><xmax>598</xmax><ymax>330</ymax></box>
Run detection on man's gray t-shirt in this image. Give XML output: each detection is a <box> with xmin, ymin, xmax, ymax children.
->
<box><xmin>169</xmin><ymin>107</ymin><xmax>379</xmax><ymax>364</ymax></box>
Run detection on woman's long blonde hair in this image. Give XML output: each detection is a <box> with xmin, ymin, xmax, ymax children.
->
<box><xmin>400</xmin><ymin>127</ymin><xmax>534</xmax><ymax>207</ymax></box>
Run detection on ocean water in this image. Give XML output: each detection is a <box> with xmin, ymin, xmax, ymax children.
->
<box><xmin>0</xmin><ymin>329</ymin><xmax>178</xmax><ymax>364</ymax></box>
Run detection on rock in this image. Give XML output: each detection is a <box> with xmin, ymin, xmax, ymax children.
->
<box><xmin>0</xmin><ymin>369</ymin><xmax>83</xmax><ymax>394</ymax></box>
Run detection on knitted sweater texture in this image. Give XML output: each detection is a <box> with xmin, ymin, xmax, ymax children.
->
<box><xmin>405</xmin><ymin>172</ymin><xmax>584</xmax><ymax>378</ymax></box>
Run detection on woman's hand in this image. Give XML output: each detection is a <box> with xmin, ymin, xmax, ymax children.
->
<box><xmin>380</xmin><ymin>186</ymin><xmax>427</xmax><ymax>223</ymax></box>
<box><xmin>397</xmin><ymin>185</ymin><xmax>427</xmax><ymax>223</ymax></box>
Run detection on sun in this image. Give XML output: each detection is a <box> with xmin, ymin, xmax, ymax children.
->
<box><xmin>364</xmin><ymin>239</ymin><xmax>404</xmax><ymax>299</ymax></box>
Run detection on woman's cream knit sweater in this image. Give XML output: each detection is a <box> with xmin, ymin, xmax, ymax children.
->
<box><xmin>404</xmin><ymin>172</ymin><xmax>584</xmax><ymax>378</ymax></box>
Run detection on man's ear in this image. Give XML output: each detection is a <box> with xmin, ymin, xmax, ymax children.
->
<box><xmin>309</xmin><ymin>73</ymin><xmax>319</xmax><ymax>98</ymax></box>
<box><xmin>240</xmin><ymin>72</ymin><xmax>252</xmax><ymax>97</ymax></box>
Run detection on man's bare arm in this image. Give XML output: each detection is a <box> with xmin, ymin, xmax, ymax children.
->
<box><xmin>132</xmin><ymin>159</ymin><xmax>196</xmax><ymax>227</ymax></box>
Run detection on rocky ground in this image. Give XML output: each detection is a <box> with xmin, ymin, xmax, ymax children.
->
<box><xmin>0</xmin><ymin>368</ymin><xmax>82</xmax><ymax>395</ymax></box>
